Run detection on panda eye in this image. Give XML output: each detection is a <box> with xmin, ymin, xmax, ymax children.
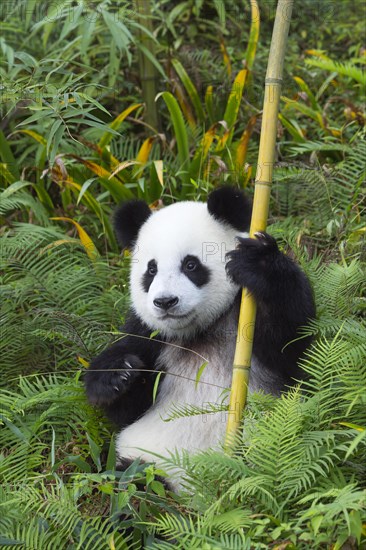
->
<box><xmin>184</xmin><ymin>259</ymin><xmax>197</xmax><ymax>272</ymax></box>
<box><xmin>147</xmin><ymin>260</ymin><xmax>157</xmax><ymax>276</ymax></box>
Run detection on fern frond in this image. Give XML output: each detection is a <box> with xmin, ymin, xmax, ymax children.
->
<box><xmin>163</xmin><ymin>400</ymin><xmax>227</xmax><ymax>421</ymax></box>
<box><xmin>0</xmin><ymin>186</ymin><xmax>49</xmax><ymax>224</ymax></box>
<box><xmin>305</xmin><ymin>58</ymin><xmax>366</xmax><ymax>86</ymax></box>
<box><xmin>1</xmin><ymin>223</ymin><xmax>128</xmax><ymax>379</ymax></box>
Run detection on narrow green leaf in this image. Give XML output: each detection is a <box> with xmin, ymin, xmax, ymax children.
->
<box><xmin>0</xmin><ymin>130</ymin><xmax>20</xmax><ymax>179</ymax></box>
<box><xmin>50</xmin><ymin>427</ymin><xmax>56</xmax><ymax>467</ymax></box>
<box><xmin>76</xmin><ymin>178</ymin><xmax>96</xmax><ymax>205</ymax></box>
<box><xmin>195</xmin><ymin>362</ymin><xmax>208</xmax><ymax>390</ymax></box>
<box><xmin>157</xmin><ymin>92</ymin><xmax>190</xmax><ymax>190</ymax></box>
<box><xmin>245</xmin><ymin>0</ymin><xmax>260</xmax><ymax>71</ymax></box>
<box><xmin>98</xmin><ymin>103</ymin><xmax>142</xmax><ymax>149</ymax></box>
<box><xmin>172</xmin><ymin>58</ymin><xmax>205</xmax><ymax>122</ymax></box>
<box><xmin>223</xmin><ymin>69</ymin><xmax>247</xmax><ymax>129</ymax></box>
<box><xmin>138</xmin><ymin>43</ymin><xmax>167</xmax><ymax>80</ymax></box>
<box><xmin>1</xmin><ymin>180</ymin><xmax>32</xmax><ymax>198</ymax></box>
<box><xmin>87</xmin><ymin>433</ymin><xmax>102</xmax><ymax>472</ymax></box>
<box><xmin>150</xmin><ymin>480</ymin><xmax>166</xmax><ymax>497</ymax></box>
<box><xmin>65</xmin><ymin>455</ymin><xmax>92</xmax><ymax>473</ymax></box>
<box><xmin>106</xmin><ymin>436</ymin><xmax>116</xmax><ymax>471</ymax></box>
<box><xmin>153</xmin><ymin>371</ymin><xmax>163</xmax><ymax>404</ymax></box>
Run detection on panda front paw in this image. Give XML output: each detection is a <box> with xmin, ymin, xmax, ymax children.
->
<box><xmin>85</xmin><ymin>353</ymin><xmax>144</xmax><ymax>406</ymax></box>
<box><xmin>226</xmin><ymin>232</ymin><xmax>280</xmax><ymax>290</ymax></box>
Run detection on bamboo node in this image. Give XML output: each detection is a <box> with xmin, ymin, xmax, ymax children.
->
<box><xmin>254</xmin><ymin>180</ymin><xmax>272</xmax><ymax>187</ymax></box>
<box><xmin>232</xmin><ymin>364</ymin><xmax>251</xmax><ymax>371</ymax></box>
<box><xmin>265</xmin><ymin>77</ymin><xmax>283</xmax><ymax>84</ymax></box>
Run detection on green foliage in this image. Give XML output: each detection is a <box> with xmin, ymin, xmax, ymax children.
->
<box><xmin>0</xmin><ymin>222</ymin><xmax>128</xmax><ymax>378</ymax></box>
<box><xmin>1</xmin><ymin>219</ymin><xmax>365</xmax><ymax>548</ymax></box>
<box><xmin>1</xmin><ymin>1</ymin><xmax>366</xmax><ymax>548</ymax></box>
<box><xmin>270</xmin><ymin>134</ymin><xmax>366</xmax><ymax>259</ymax></box>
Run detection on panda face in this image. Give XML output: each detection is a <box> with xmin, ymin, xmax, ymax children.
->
<box><xmin>130</xmin><ymin>201</ymin><xmax>243</xmax><ymax>340</ymax></box>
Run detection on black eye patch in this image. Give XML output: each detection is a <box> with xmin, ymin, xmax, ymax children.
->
<box><xmin>142</xmin><ymin>259</ymin><xmax>157</xmax><ymax>292</ymax></box>
<box><xmin>181</xmin><ymin>255</ymin><xmax>210</xmax><ymax>287</ymax></box>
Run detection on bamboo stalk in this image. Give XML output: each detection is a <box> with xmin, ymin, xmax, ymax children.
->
<box><xmin>134</xmin><ymin>0</ymin><xmax>161</xmax><ymax>132</ymax></box>
<box><xmin>225</xmin><ymin>0</ymin><xmax>294</xmax><ymax>451</ymax></box>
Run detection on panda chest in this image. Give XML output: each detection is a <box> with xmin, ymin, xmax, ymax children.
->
<box><xmin>155</xmin><ymin>339</ymin><xmax>235</xmax><ymax>414</ymax></box>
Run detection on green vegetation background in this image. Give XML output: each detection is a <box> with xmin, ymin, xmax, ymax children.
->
<box><xmin>0</xmin><ymin>1</ymin><xmax>365</xmax><ymax>548</ymax></box>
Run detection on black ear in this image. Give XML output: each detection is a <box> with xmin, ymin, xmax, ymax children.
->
<box><xmin>207</xmin><ymin>187</ymin><xmax>252</xmax><ymax>231</ymax></box>
<box><xmin>114</xmin><ymin>200</ymin><xmax>151</xmax><ymax>249</ymax></box>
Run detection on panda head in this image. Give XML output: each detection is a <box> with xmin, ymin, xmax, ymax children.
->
<box><xmin>114</xmin><ymin>187</ymin><xmax>252</xmax><ymax>340</ymax></box>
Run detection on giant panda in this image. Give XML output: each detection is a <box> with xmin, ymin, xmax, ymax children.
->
<box><xmin>85</xmin><ymin>187</ymin><xmax>315</xmax><ymax>486</ymax></box>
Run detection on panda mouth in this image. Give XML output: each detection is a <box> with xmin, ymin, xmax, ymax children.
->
<box><xmin>160</xmin><ymin>313</ymin><xmax>191</xmax><ymax>320</ymax></box>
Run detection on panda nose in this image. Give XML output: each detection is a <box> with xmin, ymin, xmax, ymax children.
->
<box><xmin>153</xmin><ymin>296</ymin><xmax>179</xmax><ymax>311</ymax></box>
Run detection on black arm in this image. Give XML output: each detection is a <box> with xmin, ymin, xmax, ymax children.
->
<box><xmin>84</xmin><ymin>311</ymin><xmax>164</xmax><ymax>427</ymax></box>
<box><xmin>226</xmin><ymin>232</ymin><xmax>315</xmax><ymax>384</ymax></box>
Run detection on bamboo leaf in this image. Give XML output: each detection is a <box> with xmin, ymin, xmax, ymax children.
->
<box><xmin>205</xmin><ymin>85</ymin><xmax>214</xmax><ymax>123</ymax></box>
<box><xmin>282</xmin><ymin>96</ymin><xmax>325</xmax><ymax>128</ymax></box>
<box><xmin>293</xmin><ymin>76</ymin><xmax>319</xmax><ymax>110</ymax></box>
<box><xmin>76</xmin><ymin>178</ymin><xmax>96</xmax><ymax>205</ymax></box>
<box><xmin>278</xmin><ymin>113</ymin><xmax>306</xmax><ymax>142</ymax></box>
<box><xmin>157</xmin><ymin>92</ymin><xmax>190</xmax><ymax>190</ymax></box>
<box><xmin>190</xmin><ymin>123</ymin><xmax>219</xmax><ymax>178</ymax></box>
<box><xmin>59</xmin><ymin>175</ymin><xmax>116</xmax><ymax>248</ymax></box>
<box><xmin>101</xmin><ymin>10</ymin><xmax>134</xmax><ymax>55</ymax></box>
<box><xmin>245</xmin><ymin>0</ymin><xmax>260</xmax><ymax>71</ymax></box>
<box><xmin>17</xmin><ymin>129</ymin><xmax>47</xmax><ymax>147</ymax></box>
<box><xmin>110</xmin><ymin>160</ymin><xmax>140</xmax><ymax>178</ymax></box>
<box><xmin>236</xmin><ymin>114</ymin><xmax>259</xmax><ymax>168</ymax></box>
<box><xmin>148</xmin><ymin>161</ymin><xmax>164</xmax><ymax>202</ymax></box>
<box><xmin>153</xmin><ymin>161</ymin><xmax>164</xmax><ymax>187</ymax></box>
<box><xmin>171</xmin><ymin>78</ymin><xmax>197</xmax><ymax>130</ymax></box>
<box><xmin>51</xmin><ymin>217</ymin><xmax>100</xmax><ymax>262</ymax></box>
<box><xmin>136</xmin><ymin>136</ymin><xmax>155</xmax><ymax>165</ymax></box>
<box><xmin>98</xmin><ymin>103</ymin><xmax>143</xmax><ymax>149</ymax></box>
<box><xmin>220</xmin><ymin>36</ymin><xmax>232</xmax><ymax>77</ymax></box>
<box><xmin>172</xmin><ymin>58</ymin><xmax>205</xmax><ymax>123</ymax></box>
<box><xmin>223</xmin><ymin>69</ymin><xmax>248</xmax><ymax>129</ymax></box>
<box><xmin>137</xmin><ymin>43</ymin><xmax>167</xmax><ymax>80</ymax></box>
<box><xmin>71</xmin><ymin>156</ymin><xmax>135</xmax><ymax>201</ymax></box>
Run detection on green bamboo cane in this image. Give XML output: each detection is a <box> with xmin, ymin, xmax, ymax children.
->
<box><xmin>225</xmin><ymin>0</ymin><xmax>294</xmax><ymax>451</ymax></box>
<box><xmin>134</xmin><ymin>0</ymin><xmax>161</xmax><ymax>132</ymax></box>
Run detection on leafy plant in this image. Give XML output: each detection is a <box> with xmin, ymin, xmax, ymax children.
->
<box><xmin>1</xmin><ymin>1</ymin><xmax>366</xmax><ymax>548</ymax></box>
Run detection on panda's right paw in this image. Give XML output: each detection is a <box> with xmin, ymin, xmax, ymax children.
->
<box><xmin>85</xmin><ymin>353</ymin><xmax>145</xmax><ymax>406</ymax></box>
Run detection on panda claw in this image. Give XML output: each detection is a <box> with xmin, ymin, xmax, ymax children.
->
<box><xmin>254</xmin><ymin>231</ymin><xmax>266</xmax><ymax>240</ymax></box>
<box><xmin>124</xmin><ymin>361</ymin><xmax>133</xmax><ymax>370</ymax></box>
<box><xmin>113</xmin><ymin>385</ymin><xmax>120</xmax><ymax>392</ymax></box>
<box><xmin>254</xmin><ymin>231</ymin><xmax>277</xmax><ymax>249</ymax></box>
